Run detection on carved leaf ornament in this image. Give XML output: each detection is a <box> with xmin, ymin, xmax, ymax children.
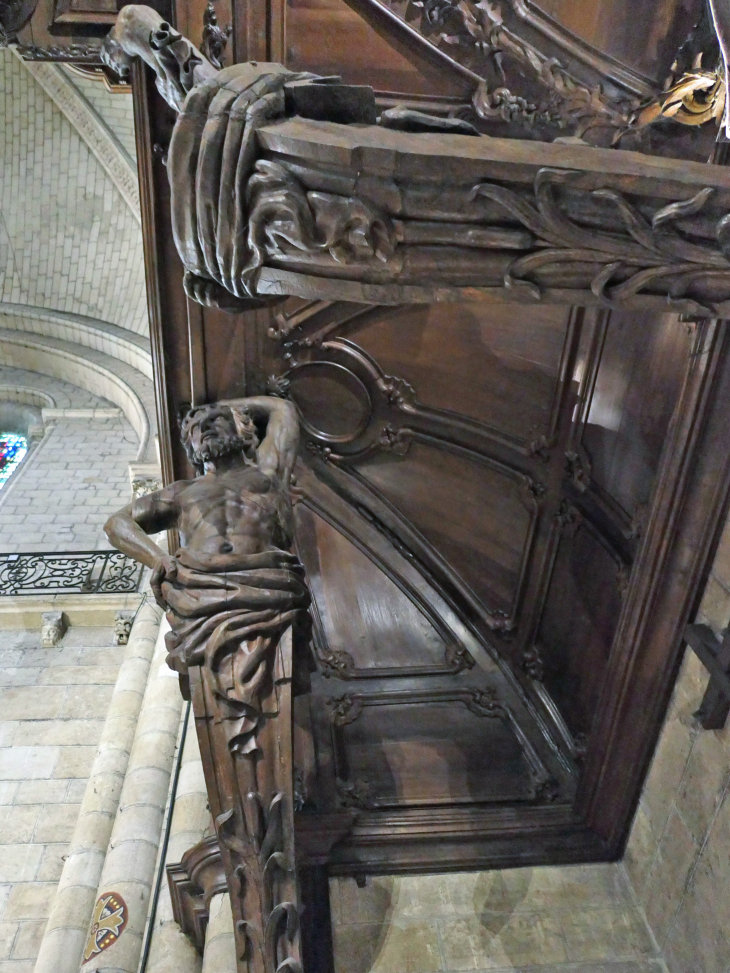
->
<box><xmin>374</xmin><ymin>0</ymin><xmax>726</xmax><ymax>139</ymax></box>
<box><xmin>471</xmin><ymin>173</ymin><xmax>730</xmax><ymax>315</ymax></box>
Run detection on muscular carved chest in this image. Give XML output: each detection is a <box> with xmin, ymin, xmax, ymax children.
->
<box><xmin>180</xmin><ymin>468</ymin><xmax>285</xmax><ymax>538</ymax></box>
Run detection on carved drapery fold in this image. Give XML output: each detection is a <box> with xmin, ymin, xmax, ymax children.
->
<box><xmin>191</xmin><ymin>627</ymin><xmax>304</xmax><ymax>973</ymax></box>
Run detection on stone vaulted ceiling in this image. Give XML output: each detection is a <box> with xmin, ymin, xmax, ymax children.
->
<box><xmin>0</xmin><ymin>49</ymin><xmax>156</xmax><ymax>462</ymax></box>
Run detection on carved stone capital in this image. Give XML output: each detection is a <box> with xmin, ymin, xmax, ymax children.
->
<box><xmin>128</xmin><ymin>464</ymin><xmax>163</xmax><ymax>500</ymax></box>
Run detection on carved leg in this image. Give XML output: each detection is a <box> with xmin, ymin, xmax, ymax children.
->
<box><xmin>190</xmin><ymin>627</ymin><xmax>302</xmax><ymax>973</ymax></box>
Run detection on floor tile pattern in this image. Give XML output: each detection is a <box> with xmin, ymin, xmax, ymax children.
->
<box><xmin>330</xmin><ymin>864</ymin><xmax>667</xmax><ymax>973</ymax></box>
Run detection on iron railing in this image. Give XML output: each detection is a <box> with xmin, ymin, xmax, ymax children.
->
<box><xmin>0</xmin><ymin>550</ymin><xmax>144</xmax><ymax>595</ymax></box>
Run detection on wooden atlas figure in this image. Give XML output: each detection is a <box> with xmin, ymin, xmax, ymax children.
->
<box><xmin>105</xmin><ymin>396</ymin><xmax>311</xmax><ymax>973</ymax></box>
<box><xmin>102</xmin><ymin>5</ymin><xmax>730</xmax><ymax>970</ymax></box>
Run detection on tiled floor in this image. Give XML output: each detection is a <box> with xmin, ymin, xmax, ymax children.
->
<box><xmin>330</xmin><ymin>863</ymin><xmax>667</xmax><ymax>973</ymax></box>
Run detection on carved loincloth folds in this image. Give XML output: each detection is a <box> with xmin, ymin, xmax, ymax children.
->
<box><xmin>160</xmin><ymin>547</ymin><xmax>312</xmax><ymax>753</ymax></box>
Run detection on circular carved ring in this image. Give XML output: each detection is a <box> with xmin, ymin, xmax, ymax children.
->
<box><xmin>286</xmin><ymin>361</ymin><xmax>373</xmax><ymax>444</ymax></box>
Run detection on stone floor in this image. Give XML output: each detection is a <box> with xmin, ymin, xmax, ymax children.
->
<box><xmin>330</xmin><ymin>863</ymin><xmax>667</xmax><ymax>973</ymax></box>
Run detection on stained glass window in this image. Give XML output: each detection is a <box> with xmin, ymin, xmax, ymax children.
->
<box><xmin>0</xmin><ymin>433</ymin><xmax>28</xmax><ymax>491</ymax></box>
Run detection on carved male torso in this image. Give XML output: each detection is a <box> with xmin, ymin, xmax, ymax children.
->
<box><xmin>142</xmin><ymin>465</ymin><xmax>291</xmax><ymax>557</ymax></box>
<box><xmin>105</xmin><ymin>396</ymin><xmax>299</xmax><ymax>577</ymax></box>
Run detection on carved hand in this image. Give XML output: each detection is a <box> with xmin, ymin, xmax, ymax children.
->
<box><xmin>183</xmin><ymin>271</ymin><xmax>285</xmax><ymax>312</ymax></box>
<box><xmin>150</xmin><ymin>554</ymin><xmax>178</xmax><ymax>610</ymax></box>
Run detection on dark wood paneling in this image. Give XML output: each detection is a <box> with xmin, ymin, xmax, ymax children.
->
<box><xmin>131</xmin><ymin>60</ymin><xmax>191</xmax><ymax>486</ymax></box>
<box><xmin>537</xmin><ymin>511</ymin><xmax>626</xmax><ymax>739</ymax></box>
<box><xmin>537</xmin><ymin>0</ymin><xmax>702</xmax><ymax>83</ymax></box>
<box><xmin>331</xmin><ymin>691</ymin><xmax>545</xmax><ymax>806</ymax></box>
<box><xmin>355</xmin><ymin>441</ymin><xmax>536</xmax><ymax>621</ymax></box>
<box><xmin>351</xmin><ymin>303</ymin><xmax>571</xmax><ymax>449</ymax></box>
<box><xmin>117</xmin><ymin>0</ymin><xmax>730</xmax><ymax>886</ymax></box>
<box><xmin>580</xmin><ymin>313</ymin><xmax>695</xmax><ymax>523</ymax></box>
<box><xmin>286</xmin><ymin>0</ymin><xmax>471</xmax><ymax>95</ymax></box>
<box><xmin>580</xmin><ymin>321</ymin><xmax>730</xmax><ymax>852</ymax></box>
<box><xmin>295</xmin><ymin>504</ymin><xmax>452</xmax><ymax>674</ymax></box>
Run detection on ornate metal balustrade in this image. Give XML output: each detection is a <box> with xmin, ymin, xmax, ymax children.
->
<box><xmin>0</xmin><ymin>551</ymin><xmax>144</xmax><ymax>595</ymax></box>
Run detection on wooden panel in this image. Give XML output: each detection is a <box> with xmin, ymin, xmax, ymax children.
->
<box><xmin>286</xmin><ymin>0</ymin><xmax>468</xmax><ymax>94</ymax></box>
<box><xmin>536</xmin><ymin>0</ymin><xmax>702</xmax><ymax>83</ymax></box>
<box><xmin>351</xmin><ymin>303</ymin><xmax>571</xmax><ymax>447</ymax></box>
<box><xmin>536</xmin><ymin>512</ymin><xmax>625</xmax><ymax>739</ymax></box>
<box><xmin>53</xmin><ymin>0</ymin><xmax>117</xmax><ymax>25</ymax></box>
<box><xmin>331</xmin><ymin>692</ymin><xmax>543</xmax><ymax>806</ymax></box>
<box><xmin>581</xmin><ymin>313</ymin><xmax>694</xmax><ymax>524</ymax></box>
<box><xmin>294</xmin><ymin>504</ymin><xmax>453</xmax><ymax>674</ymax></box>
<box><xmin>355</xmin><ymin>441</ymin><xmax>537</xmax><ymax>620</ymax></box>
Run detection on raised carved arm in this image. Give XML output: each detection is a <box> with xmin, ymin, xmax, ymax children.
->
<box><xmin>220</xmin><ymin>395</ymin><xmax>299</xmax><ymax>485</ymax></box>
<box><xmin>101</xmin><ymin>4</ymin><xmax>217</xmax><ymax>111</ymax></box>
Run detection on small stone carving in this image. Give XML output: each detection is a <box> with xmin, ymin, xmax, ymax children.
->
<box><xmin>113</xmin><ymin>610</ymin><xmax>135</xmax><ymax>645</ymax></box>
<box><xmin>129</xmin><ymin>464</ymin><xmax>162</xmax><ymax>500</ymax></box>
<box><xmin>40</xmin><ymin>611</ymin><xmax>67</xmax><ymax>647</ymax></box>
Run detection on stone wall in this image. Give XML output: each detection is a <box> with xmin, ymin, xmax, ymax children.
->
<box><xmin>0</xmin><ymin>366</ymin><xmax>137</xmax><ymax>552</ymax></box>
<box><xmin>624</xmin><ymin>512</ymin><xmax>730</xmax><ymax>973</ymax></box>
<box><xmin>0</xmin><ymin>624</ymin><xmax>123</xmax><ymax>971</ymax></box>
<box><xmin>59</xmin><ymin>67</ymin><xmax>137</xmax><ymax>166</ymax></box>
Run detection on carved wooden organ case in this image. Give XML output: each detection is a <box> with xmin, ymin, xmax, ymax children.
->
<box><xmin>14</xmin><ymin>0</ymin><xmax>730</xmax><ymax>943</ymax></box>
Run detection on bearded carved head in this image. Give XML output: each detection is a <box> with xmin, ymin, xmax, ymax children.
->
<box><xmin>180</xmin><ymin>403</ymin><xmax>258</xmax><ymax>475</ymax></box>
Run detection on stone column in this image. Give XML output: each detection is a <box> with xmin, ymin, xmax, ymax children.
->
<box><xmin>81</xmin><ymin>615</ymin><xmax>184</xmax><ymax>972</ymax></box>
<box><xmin>144</xmin><ymin>709</ymin><xmax>209</xmax><ymax>973</ymax></box>
<box><xmin>202</xmin><ymin>893</ymin><xmax>237</xmax><ymax>973</ymax></box>
<box><xmin>33</xmin><ymin>598</ymin><xmax>163</xmax><ymax>973</ymax></box>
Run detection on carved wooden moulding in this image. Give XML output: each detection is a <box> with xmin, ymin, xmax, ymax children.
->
<box><xmin>249</xmin><ymin>127</ymin><xmax>730</xmax><ymax>316</ymax></box>
<box><xmin>102</xmin><ymin>6</ymin><xmax>730</xmax><ymax>318</ymax></box>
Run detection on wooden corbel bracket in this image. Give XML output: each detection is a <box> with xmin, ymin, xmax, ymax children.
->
<box><xmin>167</xmin><ymin>833</ymin><xmax>228</xmax><ymax>955</ymax></box>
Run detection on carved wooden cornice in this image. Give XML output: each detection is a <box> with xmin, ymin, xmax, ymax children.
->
<box><xmin>249</xmin><ymin>119</ymin><xmax>730</xmax><ymax>314</ymax></box>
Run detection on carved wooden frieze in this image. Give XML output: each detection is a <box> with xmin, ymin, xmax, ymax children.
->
<box><xmin>101</xmin><ymin>6</ymin><xmax>730</xmax><ymax>318</ymax></box>
<box><xmin>252</xmin><ymin>126</ymin><xmax>730</xmax><ymax>315</ymax></box>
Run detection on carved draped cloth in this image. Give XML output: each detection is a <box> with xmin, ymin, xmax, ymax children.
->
<box><xmin>167</xmin><ymin>62</ymin><xmax>316</xmax><ymax>299</ymax></box>
<box><xmin>162</xmin><ymin>548</ymin><xmax>311</xmax><ymax>753</ymax></box>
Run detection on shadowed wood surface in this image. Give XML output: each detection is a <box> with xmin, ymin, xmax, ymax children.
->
<box><xmin>22</xmin><ymin>0</ymin><xmax>730</xmax><ymax>966</ymax></box>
